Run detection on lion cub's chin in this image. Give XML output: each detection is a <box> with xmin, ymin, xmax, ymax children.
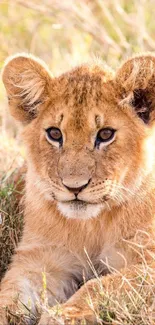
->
<box><xmin>57</xmin><ymin>201</ymin><xmax>103</xmax><ymax>220</ymax></box>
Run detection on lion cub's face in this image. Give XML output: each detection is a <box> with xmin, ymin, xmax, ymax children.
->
<box><xmin>3</xmin><ymin>54</ymin><xmax>155</xmax><ymax>219</ymax></box>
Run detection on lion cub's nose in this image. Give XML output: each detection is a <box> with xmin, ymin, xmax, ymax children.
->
<box><xmin>63</xmin><ymin>179</ymin><xmax>90</xmax><ymax>195</ymax></box>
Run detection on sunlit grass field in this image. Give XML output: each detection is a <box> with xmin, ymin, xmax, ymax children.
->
<box><xmin>0</xmin><ymin>1</ymin><xmax>155</xmax><ymax>324</ymax></box>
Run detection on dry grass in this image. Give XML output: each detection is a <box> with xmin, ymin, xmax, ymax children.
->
<box><xmin>0</xmin><ymin>171</ymin><xmax>24</xmax><ymax>280</ymax></box>
<box><xmin>1</xmin><ymin>0</ymin><xmax>155</xmax><ymax>324</ymax></box>
<box><xmin>98</xmin><ymin>269</ymin><xmax>155</xmax><ymax>325</ymax></box>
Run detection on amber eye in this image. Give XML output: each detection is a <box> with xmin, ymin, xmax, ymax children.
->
<box><xmin>95</xmin><ymin>128</ymin><xmax>115</xmax><ymax>146</ymax></box>
<box><xmin>46</xmin><ymin>127</ymin><xmax>63</xmax><ymax>144</ymax></box>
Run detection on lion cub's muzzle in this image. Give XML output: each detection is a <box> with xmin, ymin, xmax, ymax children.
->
<box><xmin>57</xmin><ymin>176</ymin><xmax>103</xmax><ymax>219</ymax></box>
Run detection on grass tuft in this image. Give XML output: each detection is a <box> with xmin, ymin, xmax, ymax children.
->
<box><xmin>0</xmin><ymin>172</ymin><xmax>24</xmax><ymax>280</ymax></box>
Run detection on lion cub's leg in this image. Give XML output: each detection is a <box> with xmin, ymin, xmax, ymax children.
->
<box><xmin>39</xmin><ymin>262</ymin><xmax>155</xmax><ymax>325</ymax></box>
<box><xmin>0</xmin><ymin>244</ymin><xmax>77</xmax><ymax>325</ymax></box>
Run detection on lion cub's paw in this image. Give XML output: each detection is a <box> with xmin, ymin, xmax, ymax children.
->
<box><xmin>0</xmin><ymin>309</ymin><xmax>36</xmax><ymax>325</ymax></box>
<box><xmin>38</xmin><ymin>305</ymin><xmax>94</xmax><ymax>325</ymax></box>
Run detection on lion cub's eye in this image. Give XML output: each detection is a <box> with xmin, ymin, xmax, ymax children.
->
<box><xmin>46</xmin><ymin>127</ymin><xmax>63</xmax><ymax>145</ymax></box>
<box><xmin>95</xmin><ymin>128</ymin><xmax>115</xmax><ymax>147</ymax></box>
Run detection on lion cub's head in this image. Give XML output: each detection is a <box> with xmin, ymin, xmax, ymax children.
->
<box><xmin>2</xmin><ymin>54</ymin><xmax>155</xmax><ymax>219</ymax></box>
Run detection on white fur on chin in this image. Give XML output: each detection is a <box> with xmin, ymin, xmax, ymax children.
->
<box><xmin>57</xmin><ymin>201</ymin><xmax>103</xmax><ymax>219</ymax></box>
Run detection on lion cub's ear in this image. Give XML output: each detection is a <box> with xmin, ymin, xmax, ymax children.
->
<box><xmin>115</xmin><ymin>54</ymin><xmax>155</xmax><ymax>124</ymax></box>
<box><xmin>2</xmin><ymin>54</ymin><xmax>52</xmax><ymax>124</ymax></box>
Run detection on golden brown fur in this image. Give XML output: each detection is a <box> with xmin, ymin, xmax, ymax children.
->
<box><xmin>1</xmin><ymin>53</ymin><xmax>155</xmax><ymax>324</ymax></box>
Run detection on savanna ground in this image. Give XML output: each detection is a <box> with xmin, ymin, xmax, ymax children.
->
<box><xmin>0</xmin><ymin>1</ymin><xmax>155</xmax><ymax>324</ymax></box>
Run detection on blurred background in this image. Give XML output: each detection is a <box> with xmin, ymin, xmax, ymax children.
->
<box><xmin>1</xmin><ymin>0</ymin><xmax>155</xmax><ymax>175</ymax></box>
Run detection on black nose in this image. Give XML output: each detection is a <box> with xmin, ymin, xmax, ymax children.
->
<box><xmin>63</xmin><ymin>179</ymin><xmax>90</xmax><ymax>195</ymax></box>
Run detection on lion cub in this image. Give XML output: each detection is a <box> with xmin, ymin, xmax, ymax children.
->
<box><xmin>0</xmin><ymin>53</ymin><xmax>155</xmax><ymax>324</ymax></box>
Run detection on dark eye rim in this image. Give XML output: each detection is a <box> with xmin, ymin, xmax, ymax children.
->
<box><xmin>45</xmin><ymin>127</ymin><xmax>63</xmax><ymax>144</ymax></box>
<box><xmin>95</xmin><ymin>127</ymin><xmax>116</xmax><ymax>146</ymax></box>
